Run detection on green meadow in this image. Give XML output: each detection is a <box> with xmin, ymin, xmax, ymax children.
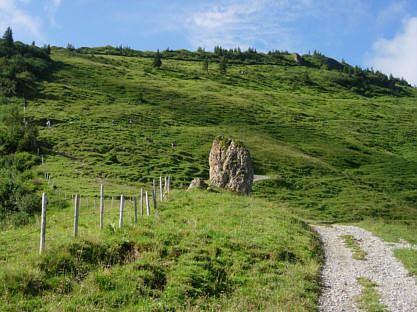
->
<box><xmin>1</xmin><ymin>46</ymin><xmax>417</xmax><ymax>310</ymax></box>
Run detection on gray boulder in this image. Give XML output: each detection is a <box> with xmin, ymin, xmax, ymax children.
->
<box><xmin>209</xmin><ymin>137</ymin><xmax>254</xmax><ymax>195</ymax></box>
<box><xmin>292</xmin><ymin>52</ymin><xmax>302</xmax><ymax>65</ymax></box>
<box><xmin>188</xmin><ymin>178</ymin><xmax>208</xmax><ymax>190</ymax></box>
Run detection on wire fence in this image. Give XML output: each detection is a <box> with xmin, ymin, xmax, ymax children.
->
<box><xmin>0</xmin><ymin>172</ymin><xmax>172</xmax><ymax>261</ymax></box>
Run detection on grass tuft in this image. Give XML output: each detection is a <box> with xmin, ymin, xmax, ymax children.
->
<box><xmin>356</xmin><ymin>277</ymin><xmax>388</xmax><ymax>312</ymax></box>
<box><xmin>340</xmin><ymin>235</ymin><xmax>367</xmax><ymax>260</ymax></box>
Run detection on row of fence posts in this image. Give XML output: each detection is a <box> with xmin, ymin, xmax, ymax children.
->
<box><xmin>41</xmin><ymin>155</ymin><xmax>57</xmax><ymax>191</ymax></box>
<box><xmin>39</xmin><ymin>175</ymin><xmax>172</xmax><ymax>254</ymax></box>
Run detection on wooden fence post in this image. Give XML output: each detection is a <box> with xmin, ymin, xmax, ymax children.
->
<box><xmin>74</xmin><ymin>194</ymin><xmax>80</xmax><ymax>237</ymax></box>
<box><xmin>168</xmin><ymin>174</ymin><xmax>171</xmax><ymax>193</ymax></box>
<box><xmin>39</xmin><ymin>193</ymin><xmax>47</xmax><ymax>254</ymax></box>
<box><xmin>159</xmin><ymin>176</ymin><xmax>163</xmax><ymax>201</ymax></box>
<box><xmin>119</xmin><ymin>195</ymin><xmax>124</xmax><ymax>228</ymax></box>
<box><xmin>145</xmin><ymin>191</ymin><xmax>150</xmax><ymax>216</ymax></box>
<box><xmin>133</xmin><ymin>196</ymin><xmax>138</xmax><ymax>223</ymax></box>
<box><xmin>111</xmin><ymin>196</ymin><xmax>114</xmax><ymax>209</ymax></box>
<box><xmin>100</xmin><ymin>184</ymin><xmax>104</xmax><ymax>230</ymax></box>
<box><xmin>153</xmin><ymin>179</ymin><xmax>157</xmax><ymax>209</ymax></box>
<box><xmin>140</xmin><ymin>188</ymin><xmax>144</xmax><ymax>217</ymax></box>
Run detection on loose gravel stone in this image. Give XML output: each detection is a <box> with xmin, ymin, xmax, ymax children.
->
<box><xmin>313</xmin><ymin>225</ymin><xmax>417</xmax><ymax>312</ymax></box>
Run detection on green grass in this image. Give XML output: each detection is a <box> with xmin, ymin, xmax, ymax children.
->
<box><xmin>356</xmin><ymin>277</ymin><xmax>388</xmax><ymax>312</ymax></box>
<box><xmin>2</xmin><ymin>46</ymin><xmax>417</xmax><ymax>310</ymax></box>
<box><xmin>340</xmin><ymin>235</ymin><xmax>367</xmax><ymax>260</ymax></box>
<box><xmin>0</xmin><ymin>190</ymin><xmax>322</xmax><ymax>311</ymax></box>
<box><xmin>353</xmin><ymin>220</ymin><xmax>417</xmax><ymax>245</ymax></box>
<box><xmin>23</xmin><ymin>48</ymin><xmax>417</xmax><ymax>224</ymax></box>
<box><xmin>393</xmin><ymin>249</ymin><xmax>417</xmax><ymax>280</ymax></box>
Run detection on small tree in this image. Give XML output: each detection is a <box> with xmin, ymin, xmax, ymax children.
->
<box><xmin>219</xmin><ymin>56</ymin><xmax>227</xmax><ymax>75</ymax></box>
<box><xmin>202</xmin><ymin>58</ymin><xmax>209</xmax><ymax>73</ymax></box>
<box><xmin>66</xmin><ymin>43</ymin><xmax>75</xmax><ymax>51</ymax></box>
<box><xmin>3</xmin><ymin>27</ymin><xmax>13</xmax><ymax>47</ymax></box>
<box><xmin>153</xmin><ymin>49</ymin><xmax>162</xmax><ymax>68</ymax></box>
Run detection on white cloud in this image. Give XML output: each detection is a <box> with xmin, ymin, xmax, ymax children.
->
<box><xmin>44</xmin><ymin>0</ymin><xmax>62</xmax><ymax>27</ymax></box>
<box><xmin>183</xmin><ymin>0</ymin><xmax>369</xmax><ymax>52</ymax></box>
<box><xmin>370</xmin><ymin>17</ymin><xmax>417</xmax><ymax>86</ymax></box>
<box><xmin>0</xmin><ymin>0</ymin><xmax>43</xmax><ymax>41</ymax></box>
<box><xmin>184</xmin><ymin>0</ymin><xmax>301</xmax><ymax>51</ymax></box>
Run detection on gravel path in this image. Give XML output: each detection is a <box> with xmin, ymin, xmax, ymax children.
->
<box><xmin>253</xmin><ymin>175</ymin><xmax>270</xmax><ymax>182</ymax></box>
<box><xmin>313</xmin><ymin>225</ymin><xmax>417</xmax><ymax>312</ymax></box>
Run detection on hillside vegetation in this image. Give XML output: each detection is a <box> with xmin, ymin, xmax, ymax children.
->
<box><xmin>26</xmin><ymin>47</ymin><xmax>417</xmax><ymax>223</ymax></box>
<box><xmin>2</xmin><ymin>40</ymin><xmax>417</xmax><ymax>311</ymax></box>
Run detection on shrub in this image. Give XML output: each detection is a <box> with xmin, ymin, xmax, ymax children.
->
<box><xmin>16</xmin><ymin>193</ymin><xmax>40</xmax><ymax>214</ymax></box>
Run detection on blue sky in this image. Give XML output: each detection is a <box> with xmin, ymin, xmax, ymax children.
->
<box><xmin>1</xmin><ymin>0</ymin><xmax>417</xmax><ymax>84</ymax></box>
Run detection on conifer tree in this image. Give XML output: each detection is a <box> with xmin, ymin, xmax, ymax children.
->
<box><xmin>153</xmin><ymin>49</ymin><xmax>162</xmax><ymax>68</ymax></box>
<box><xmin>3</xmin><ymin>27</ymin><xmax>13</xmax><ymax>47</ymax></box>
<box><xmin>219</xmin><ymin>56</ymin><xmax>227</xmax><ymax>75</ymax></box>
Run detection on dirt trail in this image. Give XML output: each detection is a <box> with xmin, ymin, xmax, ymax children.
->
<box><xmin>313</xmin><ymin>225</ymin><xmax>417</xmax><ymax>312</ymax></box>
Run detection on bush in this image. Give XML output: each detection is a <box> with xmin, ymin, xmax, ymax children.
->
<box><xmin>16</xmin><ymin>193</ymin><xmax>40</xmax><ymax>214</ymax></box>
<box><xmin>11</xmin><ymin>152</ymin><xmax>38</xmax><ymax>171</ymax></box>
<box><xmin>0</xmin><ymin>104</ymin><xmax>39</xmax><ymax>155</ymax></box>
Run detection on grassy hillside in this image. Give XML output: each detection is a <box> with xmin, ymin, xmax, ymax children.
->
<box><xmin>0</xmin><ymin>191</ymin><xmax>321</xmax><ymax>311</ymax></box>
<box><xmin>2</xmin><ymin>45</ymin><xmax>417</xmax><ymax>311</ymax></box>
<box><xmin>25</xmin><ymin>47</ymin><xmax>417</xmax><ymax>223</ymax></box>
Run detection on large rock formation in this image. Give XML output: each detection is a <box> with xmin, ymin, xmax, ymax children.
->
<box><xmin>209</xmin><ymin>137</ymin><xmax>254</xmax><ymax>195</ymax></box>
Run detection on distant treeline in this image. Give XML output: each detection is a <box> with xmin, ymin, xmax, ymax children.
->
<box><xmin>69</xmin><ymin>44</ymin><xmax>411</xmax><ymax>97</ymax></box>
<box><xmin>0</xmin><ymin>27</ymin><xmax>53</xmax><ymax>98</ymax></box>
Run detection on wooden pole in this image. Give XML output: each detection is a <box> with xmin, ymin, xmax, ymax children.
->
<box><xmin>153</xmin><ymin>179</ymin><xmax>157</xmax><ymax>209</ymax></box>
<box><xmin>159</xmin><ymin>176</ymin><xmax>163</xmax><ymax>201</ymax></box>
<box><xmin>100</xmin><ymin>184</ymin><xmax>104</xmax><ymax>230</ymax></box>
<box><xmin>111</xmin><ymin>196</ymin><xmax>114</xmax><ymax>209</ymax></box>
<box><xmin>39</xmin><ymin>193</ymin><xmax>47</xmax><ymax>254</ymax></box>
<box><xmin>133</xmin><ymin>196</ymin><xmax>137</xmax><ymax>222</ymax></box>
<box><xmin>140</xmin><ymin>188</ymin><xmax>144</xmax><ymax>217</ymax></box>
<box><xmin>168</xmin><ymin>175</ymin><xmax>171</xmax><ymax>193</ymax></box>
<box><xmin>74</xmin><ymin>194</ymin><xmax>80</xmax><ymax>237</ymax></box>
<box><xmin>41</xmin><ymin>155</ymin><xmax>44</xmax><ymax>167</ymax></box>
<box><xmin>145</xmin><ymin>191</ymin><xmax>150</xmax><ymax>216</ymax></box>
<box><xmin>119</xmin><ymin>195</ymin><xmax>124</xmax><ymax>228</ymax></box>
<box><xmin>164</xmin><ymin>176</ymin><xmax>167</xmax><ymax>193</ymax></box>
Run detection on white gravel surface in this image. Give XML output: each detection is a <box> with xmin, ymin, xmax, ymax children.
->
<box><xmin>253</xmin><ymin>175</ymin><xmax>270</xmax><ymax>182</ymax></box>
<box><xmin>313</xmin><ymin>225</ymin><xmax>417</xmax><ymax>312</ymax></box>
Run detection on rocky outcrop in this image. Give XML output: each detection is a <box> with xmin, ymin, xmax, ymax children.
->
<box><xmin>293</xmin><ymin>52</ymin><xmax>302</xmax><ymax>65</ymax></box>
<box><xmin>188</xmin><ymin>178</ymin><xmax>208</xmax><ymax>190</ymax></box>
<box><xmin>209</xmin><ymin>137</ymin><xmax>254</xmax><ymax>195</ymax></box>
